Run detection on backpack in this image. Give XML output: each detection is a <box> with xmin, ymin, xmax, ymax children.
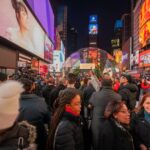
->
<box><xmin>17</xmin><ymin>121</ymin><xmax>37</xmax><ymax>150</ymax></box>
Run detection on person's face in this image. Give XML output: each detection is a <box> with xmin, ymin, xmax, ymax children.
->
<box><xmin>120</xmin><ymin>76</ymin><xmax>128</xmax><ymax>84</ymax></box>
<box><xmin>113</xmin><ymin>104</ymin><xmax>130</xmax><ymax>125</ymax></box>
<box><xmin>20</xmin><ymin>7</ymin><xmax>27</xmax><ymax>25</ymax></box>
<box><xmin>67</xmin><ymin>95</ymin><xmax>81</xmax><ymax>115</ymax></box>
<box><xmin>143</xmin><ymin>97</ymin><xmax>150</xmax><ymax>113</ymax></box>
<box><xmin>17</xmin><ymin>6</ymin><xmax>28</xmax><ymax>28</ymax></box>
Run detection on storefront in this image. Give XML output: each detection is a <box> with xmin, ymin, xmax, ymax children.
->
<box><xmin>0</xmin><ymin>44</ymin><xmax>17</xmax><ymax>74</ymax></box>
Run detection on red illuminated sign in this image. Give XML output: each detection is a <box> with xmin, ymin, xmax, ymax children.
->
<box><xmin>139</xmin><ymin>50</ymin><xmax>150</xmax><ymax>67</ymax></box>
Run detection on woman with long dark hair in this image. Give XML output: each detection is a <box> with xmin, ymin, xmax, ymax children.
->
<box><xmin>131</xmin><ymin>93</ymin><xmax>150</xmax><ymax>150</ymax></box>
<box><xmin>47</xmin><ymin>88</ymin><xmax>84</xmax><ymax>150</ymax></box>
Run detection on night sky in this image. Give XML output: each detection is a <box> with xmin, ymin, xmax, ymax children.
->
<box><xmin>61</xmin><ymin>0</ymin><xmax>131</xmax><ymax>54</ymax></box>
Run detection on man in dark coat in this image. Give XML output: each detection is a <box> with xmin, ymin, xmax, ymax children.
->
<box><xmin>18</xmin><ymin>78</ymin><xmax>50</xmax><ymax>150</ymax></box>
<box><xmin>89</xmin><ymin>79</ymin><xmax>121</xmax><ymax>150</ymax></box>
<box><xmin>118</xmin><ymin>73</ymin><xmax>138</xmax><ymax>110</ymax></box>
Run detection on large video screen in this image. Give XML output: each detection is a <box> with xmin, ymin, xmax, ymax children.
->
<box><xmin>139</xmin><ymin>0</ymin><xmax>150</xmax><ymax>28</ymax></box>
<box><xmin>89</xmin><ymin>15</ymin><xmax>98</xmax><ymax>23</ymax></box>
<box><xmin>44</xmin><ymin>36</ymin><xmax>53</xmax><ymax>63</ymax></box>
<box><xmin>0</xmin><ymin>0</ymin><xmax>45</xmax><ymax>58</ymax></box>
<box><xmin>89</xmin><ymin>24</ymin><xmax>98</xmax><ymax>35</ymax></box>
<box><xmin>139</xmin><ymin>50</ymin><xmax>150</xmax><ymax>67</ymax></box>
<box><xmin>27</xmin><ymin>0</ymin><xmax>55</xmax><ymax>42</ymax></box>
<box><xmin>139</xmin><ymin>20</ymin><xmax>150</xmax><ymax>47</ymax></box>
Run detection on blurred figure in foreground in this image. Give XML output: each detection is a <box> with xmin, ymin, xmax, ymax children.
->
<box><xmin>0</xmin><ymin>80</ymin><xmax>36</xmax><ymax>150</ymax></box>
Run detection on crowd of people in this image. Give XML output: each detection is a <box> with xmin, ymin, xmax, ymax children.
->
<box><xmin>0</xmin><ymin>69</ymin><xmax>150</xmax><ymax>150</ymax></box>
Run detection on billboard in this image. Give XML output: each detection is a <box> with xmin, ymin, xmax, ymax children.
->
<box><xmin>139</xmin><ymin>0</ymin><xmax>150</xmax><ymax>28</ymax></box>
<box><xmin>0</xmin><ymin>0</ymin><xmax>45</xmax><ymax>58</ymax></box>
<box><xmin>139</xmin><ymin>0</ymin><xmax>150</xmax><ymax>48</ymax></box>
<box><xmin>111</xmin><ymin>39</ymin><xmax>120</xmax><ymax>48</ymax></box>
<box><xmin>139</xmin><ymin>50</ymin><xmax>150</xmax><ymax>67</ymax></box>
<box><xmin>44</xmin><ymin>36</ymin><xmax>53</xmax><ymax>63</ymax></box>
<box><xmin>113</xmin><ymin>49</ymin><xmax>122</xmax><ymax>64</ymax></box>
<box><xmin>114</xmin><ymin>20</ymin><xmax>123</xmax><ymax>29</ymax></box>
<box><xmin>139</xmin><ymin>20</ymin><xmax>150</xmax><ymax>48</ymax></box>
<box><xmin>27</xmin><ymin>0</ymin><xmax>55</xmax><ymax>42</ymax></box>
<box><xmin>53</xmin><ymin>51</ymin><xmax>64</xmax><ymax>72</ymax></box>
<box><xmin>89</xmin><ymin>15</ymin><xmax>98</xmax><ymax>23</ymax></box>
<box><xmin>89</xmin><ymin>24</ymin><xmax>98</xmax><ymax>35</ymax></box>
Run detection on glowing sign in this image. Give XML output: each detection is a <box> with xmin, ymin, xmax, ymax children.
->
<box><xmin>139</xmin><ymin>50</ymin><xmax>150</xmax><ymax>67</ymax></box>
<box><xmin>89</xmin><ymin>24</ymin><xmax>98</xmax><ymax>35</ymax></box>
<box><xmin>89</xmin><ymin>15</ymin><xmax>98</xmax><ymax>23</ymax></box>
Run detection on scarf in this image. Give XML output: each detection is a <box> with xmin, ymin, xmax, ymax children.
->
<box><xmin>144</xmin><ymin>110</ymin><xmax>150</xmax><ymax>124</ymax></box>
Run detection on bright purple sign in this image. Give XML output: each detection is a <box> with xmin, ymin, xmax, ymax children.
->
<box><xmin>27</xmin><ymin>0</ymin><xmax>55</xmax><ymax>43</ymax></box>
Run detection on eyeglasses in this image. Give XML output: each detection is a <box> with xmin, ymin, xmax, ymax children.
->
<box><xmin>118</xmin><ymin>110</ymin><xmax>130</xmax><ymax>114</ymax></box>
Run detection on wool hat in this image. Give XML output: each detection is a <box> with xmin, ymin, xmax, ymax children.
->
<box><xmin>0</xmin><ymin>80</ymin><xmax>24</xmax><ymax>130</ymax></box>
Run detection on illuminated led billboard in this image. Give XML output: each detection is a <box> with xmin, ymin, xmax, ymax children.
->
<box><xmin>89</xmin><ymin>15</ymin><xmax>98</xmax><ymax>23</ymax></box>
<box><xmin>139</xmin><ymin>0</ymin><xmax>150</xmax><ymax>48</ymax></box>
<box><xmin>139</xmin><ymin>50</ymin><xmax>150</xmax><ymax>67</ymax></box>
<box><xmin>114</xmin><ymin>20</ymin><xmax>123</xmax><ymax>29</ymax></box>
<box><xmin>0</xmin><ymin>0</ymin><xmax>45</xmax><ymax>59</ymax></box>
<box><xmin>139</xmin><ymin>0</ymin><xmax>150</xmax><ymax>28</ymax></box>
<box><xmin>89</xmin><ymin>24</ymin><xmax>98</xmax><ymax>35</ymax></box>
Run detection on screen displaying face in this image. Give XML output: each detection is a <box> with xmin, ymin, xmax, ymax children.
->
<box><xmin>0</xmin><ymin>0</ymin><xmax>45</xmax><ymax>58</ymax></box>
<box><xmin>89</xmin><ymin>24</ymin><xmax>98</xmax><ymax>35</ymax></box>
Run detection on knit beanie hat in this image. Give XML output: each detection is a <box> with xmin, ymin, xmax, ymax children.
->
<box><xmin>0</xmin><ymin>80</ymin><xmax>24</xmax><ymax>130</ymax></box>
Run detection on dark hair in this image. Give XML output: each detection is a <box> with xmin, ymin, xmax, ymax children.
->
<box><xmin>67</xmin><ymin>73</ymin><xmax>76</xmax><ymax>84</ymax></box>
<box><xmin>11</xmin><ymin>0</ymin><xmax>28</xmax><ymax>26</ymax></box>
<box><xmin>104</xmin><ymin>100</ymin><xmax>125</xmax><ymax>119</ymax></box>
<box><xmin>0</xmin><ymin>72</ymin><xmax>7</xmax><ymax>82</ymax></box>
<box><xmin>19</xmin><ymin>78</ymin><xmax>33</xmax><ymax>93</ymax></box>
<box><xmin>102</xmin><ymin>79</ymin><xmax>113</xmax><ymax>87</ymax></box>
<box><xmin>138</xmin><ymin>93</ymin><xmax>150</xmax><ymax>111</ymax></box>
<box><xmin>47</xmin><ymin>88</ymin><xmax>81</xmax><ymax>150</ymax></box>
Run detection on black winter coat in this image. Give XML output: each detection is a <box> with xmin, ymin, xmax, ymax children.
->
<box><xmin>54</xmin><ymin>112</ymin><xmax>84</xmax><ymax>150</ymax></box>
<box><xmin>18</xmin><ymin>94</ymin><xmax>50</xmax><ymax>150</ymax></box>
<box><xmin>89</xmin><ymin>86</ymin><xmax>121</xmax><ymax>150</ymax></box>
<box><xmin>0</xmin><ymin>122</ymin><xmax>36</xmax><ymax>150</ymax></box>
<box><xmin>131</xmin><ymin>109</ymin><xmax>150</xmax><ymax>149</ymax></box>
<box><xmin>99</xmin><ymin>119</ymin><xmax>134</xmax><ymax>150</ymax></box>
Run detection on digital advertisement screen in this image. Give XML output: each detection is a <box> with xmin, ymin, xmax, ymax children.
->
<box><xmin>139</xmin><ymin>50</ymin><xmax>150</xmax><ymax>67</ymax></box>
<box><xmin>44</xmin><ymin>36</ymin><xmax>54</xmax><ymax>63</ymax></box>
<box><xmin>88</xmin><ymin>50</ymin><xmax>98</xmax><ymax>63</ymax></box>
<box><xmin>0</xmin><ymin>0</ymin><xmax>45</xmax><ymax>59</ymax></box>
<box><xmin>139</xmin><ymin>0</ymin><xmax>150</xmax><ymax>28</ymax></box>
<box><xmin>139</xmin><ymin>20</ymin><xmax>150</xmax><ymax>48</ymax></box>
<box><xmin>111</xmin><ymin>39</ymin><xmax>120</xmax><ymax>48</ymax></box>
<box><xmin>89</xmin><ymin>15</ymin><xmax>98</xmax><ymax>23</ymax></box>
<box><xmin>27</xmin><ymin>0</ymin><xmax>55</xmax><ymax>42</ymax></box>
<box><xmin>89</xmin><ymin>24</ymin><xmax>98</xmax><ymax>35</ymax></box>
<box><xmin>114</xmin><ymin>20</ymin><xmax>123</xmax><ymax>29</ymax></box>
<box><xmin>113</xmin><ymin>49</ymin><xmax>122</xmax><ymax>64</ymax></box>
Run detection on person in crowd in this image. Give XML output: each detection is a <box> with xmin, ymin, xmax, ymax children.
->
<box><xmin>113</xmin><ymin>78</ymin><xmax>120</xmax><ymax>92</ymax></box>
<box><xmin>141</xmin><ymin>77</ymin><xmax>150</xmax><ymax>94</ymax></box>
<box><xmin>47</xmin><ymin>88</ymin><xmax>84</xmax><ymax>150</ymax></box>
<box><xmin>18</xmin><ymin>78</ymin><xmax>50</xmax><ymax>150</ymax></box>
<box><xmin>89</xmin><ymin>79</ymin><xmax>121</xmax><ymax>150</ymax></box>
<box><xmin>99</xmin><ymin>100</ymin><xmax>134</xmax><ymax>150</ymax></box>
<box><xmin>0</xmin><ymin>80</ymin><xmax>36</xmax><ymax>150</ymax></box>
<box><xmin>42</xmin><ymin>77</ymin><xmax>55</xmax><ymax>107</ymax></box>
<box><xmin>118</xmin><ymin>73</ymin><xmax>138</xmax><ymax>110</ymax></box>
<box><xmin>131</xmin><ymin>93</ymin><xmax>150</xmax><ymax>150</ymax></box>
<box><xmin>0</xmin><ymin>72</ymin><xmax>7</xmax><ymax>83</ymax></box>
<box><xmin>66</xmin><ymin>73</ymin><xmax>77</xmax><ymax>88</ymax></box>
<box><xmin>79</xmin><ymin>77</ymin><xmax>89</xmax><ymax>91</ymax></box>
<box><xmin>48</xmin><ymin>77</ymin><xmax>66</xmax><ymax>112</ymax></box>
